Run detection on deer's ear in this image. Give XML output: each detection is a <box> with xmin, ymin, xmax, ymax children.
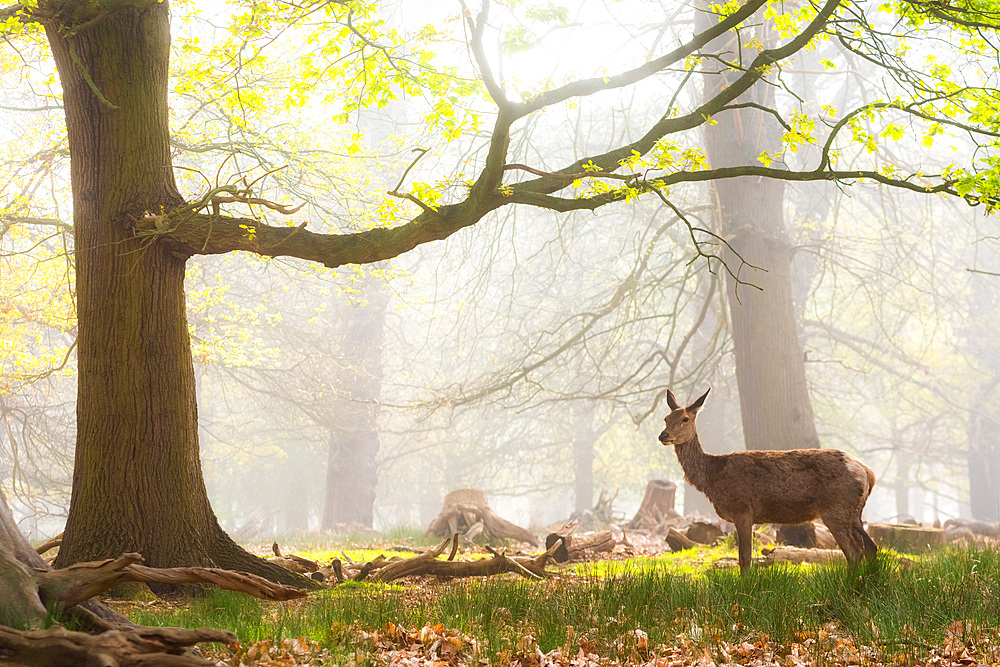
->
<box><xmin>688</xmin><ymin>388</ymin><xmax>711</xmax><ymax>412</ymax></box>
<box><xmin>666</xmin><ymin>390</ymin><xmax>680</xmax><ymax>411</ymax></box>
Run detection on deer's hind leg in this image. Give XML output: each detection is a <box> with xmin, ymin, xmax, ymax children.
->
<box><xmin>822</xmin><ymin>514</ymin><xmax>863</xmax><ymax>563</ymax></box>
<box><xmin>852</xmin><ymin>512</ymin><xmax>878</xmax><ymax>560</ymax></box>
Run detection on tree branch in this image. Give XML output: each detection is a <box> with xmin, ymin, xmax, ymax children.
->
<box><xmin>510</xmin><ymin>0</ymin><xmax>773</xmax><ymax>119</ymax></box>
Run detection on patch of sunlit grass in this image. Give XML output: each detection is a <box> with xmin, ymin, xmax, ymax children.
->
<box><xmin>121</xmin><ymin>545</ymin><xmax>1000</xmax><ymax>666</ymax></box>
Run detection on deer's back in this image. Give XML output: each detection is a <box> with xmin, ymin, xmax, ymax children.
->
<box><xmin>706</xmin><ymin>448</ymin><xmax>873</xmax><ymax>525</ymax></box>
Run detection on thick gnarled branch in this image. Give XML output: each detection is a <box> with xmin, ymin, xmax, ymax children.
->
<box><xmin>0</xmin><ymin>624</ymin><xmax>235</xmax><ymax>667</ymax></box>
<box><xmin>34</xmin><ymin>552</ymin><xmax>308</xmax><ymax>608</ymax></box>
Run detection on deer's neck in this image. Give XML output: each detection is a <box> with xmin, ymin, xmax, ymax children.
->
<box><xmin>674</xmin><ymin>433</ymin><xmax>713</xmax><ymax>495</ymax></box>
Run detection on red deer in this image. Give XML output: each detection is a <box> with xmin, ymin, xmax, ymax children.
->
<box><xmin>658</xmin><ymin>388</ymin><xmax>877</xmax><ymax>573</ymax></box>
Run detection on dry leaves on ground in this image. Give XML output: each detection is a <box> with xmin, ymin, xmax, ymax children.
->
<box><xmin>199</xmin><ymin>619</ymin><xmax>1000</xmax><ymax>667</ymax></box>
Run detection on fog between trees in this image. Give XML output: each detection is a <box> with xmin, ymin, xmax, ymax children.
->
<box><xmin>2</xmin><ymin>0</ymin><xmax>1000</xmax><ymax>550</ymax></box>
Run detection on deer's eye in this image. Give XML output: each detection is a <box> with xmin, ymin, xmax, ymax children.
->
<box><xmin>682</xmin><ymin>417</ymin><xmax>689</xmax><ymax>423</ymax></box>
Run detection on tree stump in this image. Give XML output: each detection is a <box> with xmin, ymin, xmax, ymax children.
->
<box><xmin>426</xmin><ymin>489</ymin><xmax>538</xmax><ymax>546</ymax></box>
<box><xmin>867</xmin><ymin>523</ymin><xmax>945</xmax><ymax>552</ymax></box>
<box><xmin>627</xmin><ymin>480</ymin><xmax>682</xmax><ymax>531</ymax></box>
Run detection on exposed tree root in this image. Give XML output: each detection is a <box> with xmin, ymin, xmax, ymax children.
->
<box><xmin>0</xmin><ymin>624</ymin><xmax>235</xmax><ymax>667</ymax></box>
<box><xmin>0</xmin><ymin>487</ymin><xmax>308</xmax><ymax>666</ymax></box>
<box><xmin>34</xmin><ymin>552</ymin><xmax>308</xmax><ymax>608</ymax></box>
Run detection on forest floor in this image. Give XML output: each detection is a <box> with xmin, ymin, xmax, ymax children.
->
<box><xmin>104</xmin><ymin>531</ymin><xmax>1000</xmax><ymax>667</ymax></box>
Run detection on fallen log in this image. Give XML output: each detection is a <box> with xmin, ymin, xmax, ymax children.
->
<box><xmin>665</xmin><ymin>528</ymin><xmax>698</xmax><ymax>552</ymax></box>
<box><xmin>268</xmin><ymin>542</ymin><xmax>320</xmax><ymax>574</ymax></box>
<box><xmin>544</xmin><ymin>522</ymin><xmax>616</xmax><ymax>562</ymax></box>
<box><xmin>760</xmin><ymin>546</ymin><xmax>845</xmax><ymax>566</ymax></box>
<box><xmin>776</xmin><ymin>522</ymin><xmax>838</xmax><ymax>549</ymax></box>
<box><xmin>372</xmin><ymin>536</ymin><xmax>561</xmax><ymax>583</ymax></box>
<box><xmin>685</xmin><ymin>521</ymin><xmax>724</xmax><ymax>545</ymax></box>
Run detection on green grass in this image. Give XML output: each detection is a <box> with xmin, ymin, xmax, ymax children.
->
<box><xmin>123</xmin><ymin>546</ymin><xmax>1000</xmax><ymax>665</ymax></box>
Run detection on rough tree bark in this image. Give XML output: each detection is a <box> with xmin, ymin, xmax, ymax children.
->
<box><xmin>0</xmin><ymin>486</ymin><xmax>307</xmax><ymax>665</ymax></box>
<box><xmin>40</xmin><ymin>2</ymin><xmax>305</xmax><ymax>585</ymax></box>
<box><xmin>698</xmin><ymin>4</ymin><xmax>821</xmax><ymax>451</ymax></box>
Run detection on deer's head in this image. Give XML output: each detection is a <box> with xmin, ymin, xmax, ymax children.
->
<box><xmin>658</xmin><ymin>388</ymin><xmax>710</xmax><ymax>446</ymax></box>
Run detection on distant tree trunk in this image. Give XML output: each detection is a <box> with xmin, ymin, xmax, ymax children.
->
<box><xmin>571</xmin><ymin>402</ymin><xmax>597</xmax><ymax>514</ymax></box>
<box><xmin>282</xmin><ymin>446</ymin><xmax>310</xmax><ymax>532</ymax></box>
<box><xmin>698</xmin><ymin>5</ymin><xmax>820</xmax><ymax>452</ymax></box>
<box><xmin>966</xmin><ymin>269</ymin><xmax>1000</xmax><ymax>522</ymax></box>
<box><xmin>46</xmin><ymin>3</ymin><xmax>302</xmax><ymax>586</ymax></box>
<box><xmin>322</xmin><ymin>285</ymin><xmax>387</xmax><ymax>529</ymax></box>
<box><xmin>895</xmin><ymin>445</ymin><xmax>912</xmax><ymax>521</ymax></box>
<box><xmin>968</xmin><ymin>402</ymin><xmax>1000</xmax><ymax>522</ymax></box>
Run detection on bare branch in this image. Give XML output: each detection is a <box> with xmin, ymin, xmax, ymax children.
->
<box><xmin>461</xmin><ymin>0</ymin><xmax>508</xmax><ymax>110</ymax></box>
<box><xmin>511</xmin><ymin>0</ymin><xmax>773</xmax><ymax>118</ymax></box>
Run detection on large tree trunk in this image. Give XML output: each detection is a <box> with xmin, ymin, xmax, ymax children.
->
<box><xmin>44</xmin><ymin>2</ymin><xmax>303</xmax><ymax>586</ymax></box>
<box><xmin>322</xmin><ymin>284</ymin><xmax>387</xmax><ymax>529</ymax></box>
<box><xmin>698</xmin><ymin>5</ymin><xmax>820</xmax><ymax>452</ymax></box>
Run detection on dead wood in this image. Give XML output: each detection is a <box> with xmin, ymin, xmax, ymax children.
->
<box><xmin>371</xmin><ymin>536</ymin><xmax>560</xmax><ymax>583</ymax></box>
<box><xmin>776</xmin><ymin>521</ymin><xmax>837</xmax><ymax>549</ymax></box>
<box><xmin>593</xmin><ymin>488</ymin><xmax>617</xmax><ymax>523</ymax></box>
<box><xmin>34</xmin><ymin>533</ymin><xmax>63</xmax><ymax>556</ymax></box>
<box><xmin>868</xmin><ymin>523</ymin><xmax>945</xmax><ymax>552</ymax></box>
<box><xmin>267</xmin><ymin>555</ymin><xmax>317</xmax><ymax>574</ymax></box>
<box><xmin>0</xmin><ymin>623</ymin><xmax>235</xmax><ymax>667</ymax></box>
<box><xmin>267</xmin><ymin>543</ymin><xmax>320</xmax><ymax>574</ymax></box>
<box><xmin>627</xmin><ymin>480</ymin><xmax>683</xmax><ymax>532</ymax></box>
<box><xmin>666</xmin><ymin>528</ymin><xmax>698</xmax><ymax>552</ymax></box>
<box><xmin>760</xmin><ymin>546</ymin><xmax>845</xmax><ymax>566</ymax></box>
<box><xmin>426</xmin><ymin>489</ymin><xmax>538</xmax><ymax>546</ymax></box>
<box><xmin>944</xmin><ymin>518</ymin><xmax>1000</xmax><ymax>537</ymax></box>
<box><xmin>0</xmin><ymin>486</ymin><xmax>257</xmax><ymax>665</ymax></box>
<box><xmin>544</xmin><ymin>520</ymin><xmax>579</xmax><ymax>562</ymax></box>
<box><xmin>685</xmin><ymin>521</ymin><xmax>724</xmax><ymax>545</ymax></box>
<box><xmin>544</xmin><ymin>527</ymin><xmax>615</xmax><ymax>563</ymax></box>
<box><xmin>33</xmin><ymin>552</ymin><xmax>308</xmax><ymax>607</ymax></box>
<box><xmin>569</xmin><ymin>489</ymin><xmax>618</xmax><ymax>530</ymax></box>
<box><xmin>389</xmin><ymin>545</ymin><xmax>426</xmax><ymax>554</ymax></box>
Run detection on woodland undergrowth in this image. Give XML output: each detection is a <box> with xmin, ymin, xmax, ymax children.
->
<box><xmin>116</xmin><ymin>545</ymin><xmax>1000</xmax><ymax>666</ymax></box>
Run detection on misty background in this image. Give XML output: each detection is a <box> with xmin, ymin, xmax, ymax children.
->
<box><xmin>2</xmin><ymin>0</ymin><xmax>999</xmax><ymax>541</ymax></box>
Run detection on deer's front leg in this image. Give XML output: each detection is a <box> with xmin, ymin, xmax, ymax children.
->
<box><xmin>734</xmin><ymin>516</ymin><xmax>754</xmax><ymax>574</ymax></box>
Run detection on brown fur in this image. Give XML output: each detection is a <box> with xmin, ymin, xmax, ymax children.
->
<box><xmin>659</xmin><ymin>388</ymin><xmax>877</xmax><ymax>573</ymax></box>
